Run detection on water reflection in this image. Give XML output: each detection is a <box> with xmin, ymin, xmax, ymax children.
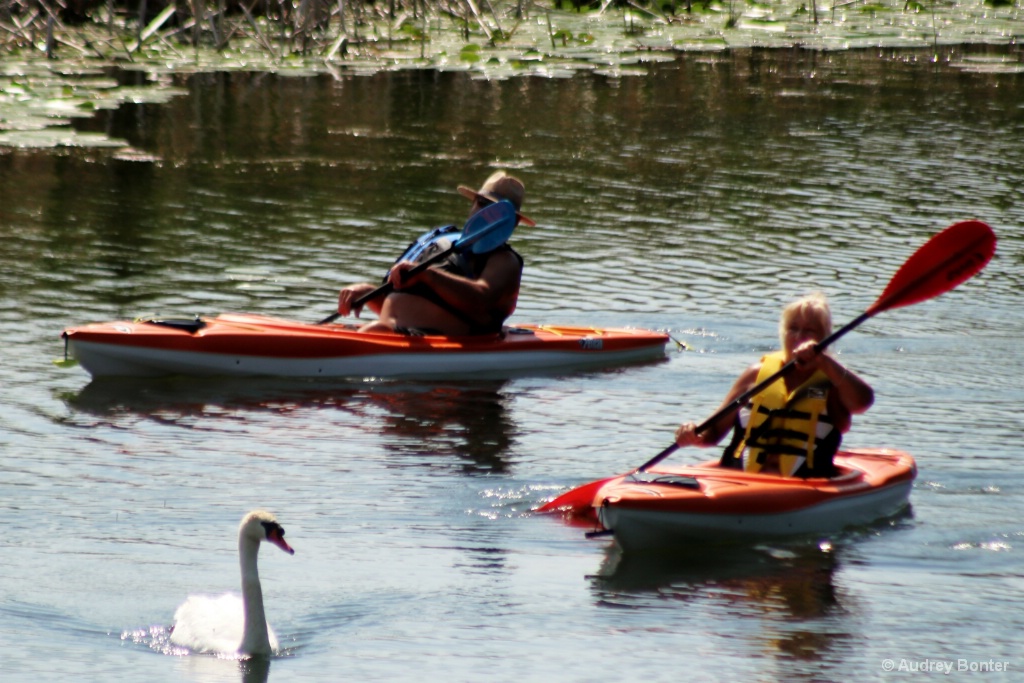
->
<box><xmin>594</xmin><ymin>541</ymin><xmax>841</xmax><ymax>612</ymax></box>
<box><xmin>171</xmin><ymin>652</ymin><xmax>271</xmax><ymax>683</ymax></box>
<box><xmin>370</xmin><ymin>381</ymin><xmax>517</xmax><ymax>474</ymax></box>
<box><xmin>592</xmin><ymin>541</ymin><xmax>851</xmax><ymax>664</ymax></box>
<box><xmin>60</xmin><ymin>376</ymin><xmax>367</xmax><ymax>419</ymax></box>
<box><xmin>239</xmin><ymin>657</ymin><xmax>271</xmax><ymax>683</ymax></box>
<box><xmin>61</xmin><ymin>377</ymin><xmax>517</xmax><ymax>474</ymax></box>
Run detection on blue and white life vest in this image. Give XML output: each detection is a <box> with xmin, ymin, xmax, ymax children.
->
<box><xmin>385</xmin><ymin>225</ymin><xmax>460</xmax><ymax>280</ymax></box>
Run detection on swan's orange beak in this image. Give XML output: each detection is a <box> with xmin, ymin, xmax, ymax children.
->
<box><xmin>267</xmin><ymin>526</ymin><xmax>295</xmax><ymax>555</ymax></box>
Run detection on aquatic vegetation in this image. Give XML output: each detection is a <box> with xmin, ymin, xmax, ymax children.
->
<box><xmin>1</xmin><ymin>0</ymin><xmax>1019</xmax><ymax>66</ymax></box>
<box><xmin>0</xmin><ymin>0</ymin><xmax>1020</xmax><ymax>147</ymax></box>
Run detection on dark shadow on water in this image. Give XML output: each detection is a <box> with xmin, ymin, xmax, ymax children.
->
<box><xmin>59</xmin><ymin>375</ymin><xmax>519</xmax><ymax>474</ymax></box>
<box><xmin>592</xmin><ymin>538</ymin><xmax>843</xmax><ymax>615</ymax></box>
<box><xmin>368</xmin><ymin>381</ymin><xmax>518</xmax><ymax>474</ymax></box>
<box><xmin>56</xmin><ymin>355</ymin><xmax>670</xmax><ymax>474</ymax></box>
<box><xmin>61</xmin><ymin>375</ymin><xmax>363</xmax><ymax>416</ymax></box>
<box><xmin>592</xmin><ymin>538</ymin><xmax>851</xmax><ymax>663</ymax></box>
<box><xmin>591</xmin><ymin>507</ymin><xmax>915</xmax><ymax>599</ymax></box>
<box><xmin>589</xmin><ymin>511</ymin><xmax>915</xmax><ymax>664</ymax></box>
<box><xmin>239</xmin><ymin>657</ymin><xmax>271</xmax><ymax>683</ymax></box>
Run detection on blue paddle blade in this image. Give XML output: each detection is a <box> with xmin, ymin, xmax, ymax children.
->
<box><xmin>456</xmin><ymin>200</ymin><xmax>518</xmax><ymax>254</ymax></box>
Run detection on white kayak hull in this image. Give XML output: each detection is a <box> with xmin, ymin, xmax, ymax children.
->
<box><xmin>587</xmin><ymin>450</ymin><xmax>917</xmax><ymax>552</ymax></box>
<box><xmin>62</xmin><ymin>314</ymin><xmax>670</xmax><ymax>380</ymax></box>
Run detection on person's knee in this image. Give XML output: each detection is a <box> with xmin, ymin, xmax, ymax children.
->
<box><xmin>358</xmin><ymin>320</ymin><xmax>396</xmax><ymax>334</ymax></box>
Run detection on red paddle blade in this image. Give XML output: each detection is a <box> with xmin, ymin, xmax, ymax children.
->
<box><xmin>536</xmin><ymin>476</ymin><xmax>617</xmax><ymax>515</ymax></box>
<box><xmin>868</xmin><ymin>220</ymin><xmax>996</xmax><ymax>315</ymax></box>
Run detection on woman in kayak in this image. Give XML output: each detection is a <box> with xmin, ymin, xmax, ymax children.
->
<box><xmin>337</xmin><ymin>171</ymin><xmax>534</xmax><ymax>336</ymax></box>
<box><xmin>674</xmin><ymin>292</ymin><xmax>875</xmax><ymax>478</ymax></box>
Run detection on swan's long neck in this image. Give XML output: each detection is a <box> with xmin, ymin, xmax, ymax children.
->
<box><xmin>238</xmin><ymin>535</ymin><xmax>271</xmax><ymax>656</ymax></box>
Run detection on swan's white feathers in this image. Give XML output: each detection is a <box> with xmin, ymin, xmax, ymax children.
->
<box><xmin>168</xmin><ymin>510</ymin><xmax>293</xmax><ymax>658</ymax></box>
<box><xmin>170</xmin><ymin>593</ymin><xmax>280</xmax><ymax>654</ymax></box>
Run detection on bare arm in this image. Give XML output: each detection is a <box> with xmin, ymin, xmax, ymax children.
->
<box><xmin>338</xmin><ymin>282</ymin><xmax>386</xmax><ymax>317</ymax></box>
<box><xmin>791</xmin><ymin>341</ymin><xmax>874</xmax><ymax>433</ymax></box>
<box><xmin>675</xmin><ymin>361</ymin><xmax>762</xmax><ymax>448</ymax></box>
<box><xmin>391</xmin><ymin>249</ymin><xmax>522</xmax><ymax>323</ymax></box>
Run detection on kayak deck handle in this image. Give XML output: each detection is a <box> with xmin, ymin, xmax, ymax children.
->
<box><xmin>627</xmin><ymin>473</ymin><xmax>702</xmax><ymax>489</ymax></box>
<box><xmin>143</xmin><ymin>317</ymin><xmax>208</xmax><ymax>334</ymax></box>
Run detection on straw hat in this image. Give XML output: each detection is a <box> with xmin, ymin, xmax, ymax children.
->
<box><xmin>457</xmin><ymin>171</ymin><xmax>536</xmax><ymax>227</ymax></box>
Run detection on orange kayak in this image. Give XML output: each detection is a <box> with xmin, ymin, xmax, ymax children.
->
<box><xmin>545</xmin><ymin>448</ymin><xmax>916</xmax><ymax>552</ymax></box>
<box><xmin>61</xmin><ymin>313</ymin><xmax>669</xmax><ymax>379</ymax></box>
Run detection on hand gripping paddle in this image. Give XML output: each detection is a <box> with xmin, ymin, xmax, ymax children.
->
<box><xmin>537</xmin><ymin>220</ymin><xmax>997</xmax><ymax>516</ymax></box>
<box><xmin>319</xmin><ymin>200</ymin><xmax>518</xmax><ymax>325</ymax></box>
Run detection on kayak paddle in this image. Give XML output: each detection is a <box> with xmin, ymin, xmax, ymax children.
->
<box><xmin>319</xmin><ymin>200</ymin><xmax>518</xmax><ymax>325</ymax></box>
<box><xmin>537</xmin><ymin>219</ymin><xmax>997</xmax><ymax>515</ymax></box>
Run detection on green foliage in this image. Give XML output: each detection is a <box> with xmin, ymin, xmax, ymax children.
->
<box><xmin>654</xmin><ymin>0</ymin><xmax>702</xmax><ymax>13</ymax></box>
<box><xmin>398</xmin><ymin>23</ymin><xmax>427</xmax><ymax>41</ymax></box>
<box><xmin>3</xmin><ymin>0</ymin><xmax>1020</xmax><ymax>78</ymax></box>
<box><xmin>548</xmin><ymin>28</ymin><xmax>596</xmax><ymax>45</ymax></box>
<box><xmin>673</xmin><ymin>0</ymin><xmax>718</xmax><ymax>15</ymax></box>
<box><xmin>559</xmin><ymin>0</ymin><xmax>601</xmax><ymax>11</ymax></box>
<box><xmin>552</xmin><ymin>28</ymin><xmax>574</xmax><ymax>45</ymax></box>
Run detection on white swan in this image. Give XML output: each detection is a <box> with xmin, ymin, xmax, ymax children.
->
<box><xmin>169</xmin><ymin>510</ymin><xmax>295</xmax><ymax>657</ymax></box>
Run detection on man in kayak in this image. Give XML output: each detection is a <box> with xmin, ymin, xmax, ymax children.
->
<box><xmin>337</xmin><ymin>171</ymin><xmax>534</xmax><ymax>335</ymax></box>
<box><xmin>674</xmin><ymin>292</ymin><xmax>875</xmax><ymax>478</ymax></box>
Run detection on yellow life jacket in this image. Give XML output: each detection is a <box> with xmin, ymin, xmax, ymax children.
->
<box><xmin>738</xmin><ymin>351</ymin><xmax>835</xmax><ymax>477</ymax></box>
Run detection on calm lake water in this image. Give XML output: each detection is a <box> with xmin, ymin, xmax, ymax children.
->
<box><xmin>1</xmin><ymin>45</ymin><xmax>1023</xmax><ymax>682</ymax></box>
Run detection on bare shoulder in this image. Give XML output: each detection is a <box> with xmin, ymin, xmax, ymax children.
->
<box><xmin>736</xmin><ymin>360</ymin><xmax>763</xmax><ymax>386</ymax></box>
